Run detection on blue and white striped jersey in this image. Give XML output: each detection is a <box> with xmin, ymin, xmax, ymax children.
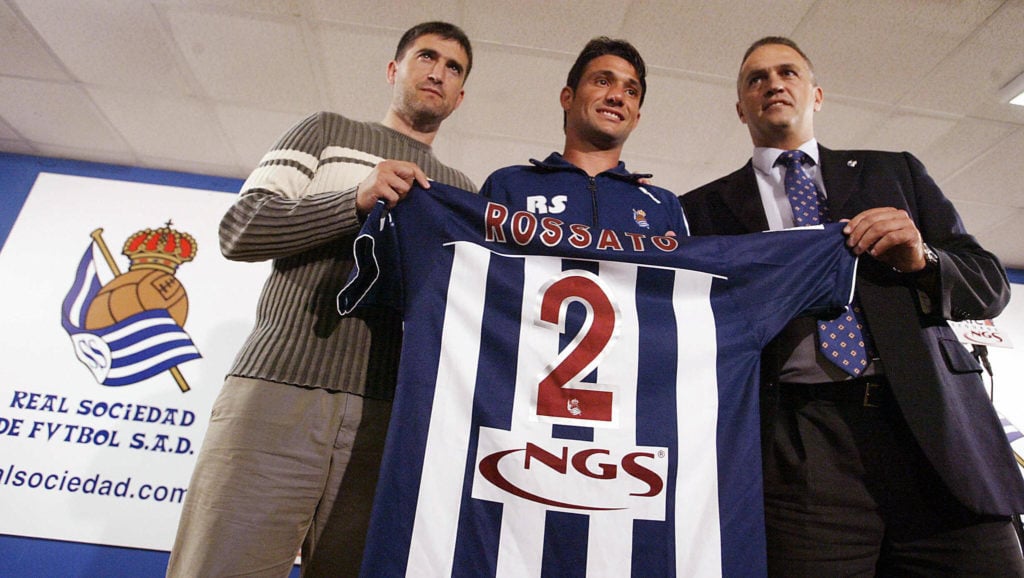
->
<box><xmin>339</xmin><ymin>183</ymin><xmax>857</xmax><ymax>577</ymax></box>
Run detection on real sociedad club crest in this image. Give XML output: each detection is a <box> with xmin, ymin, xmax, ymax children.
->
<box><xmin>61</xmin><ymin>223</ymin><xmax>201</xmax><ymax>392</ymax></box>
<box><xmin>632</xmin><ymin>208</ymin><xmax>650</xmax><ymax>229</ymax></box>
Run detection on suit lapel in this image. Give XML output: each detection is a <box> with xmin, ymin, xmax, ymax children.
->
<box><xmin>818</xmin><ymin>145</ymin><xmax>861</xmax><ymax>219</ymax></box>
<box><xmin>713</xmin><ymin>149</ymin><xmax>864</xmax><ymax>233</ymax></box>
<box><xmin>726</xmin><ymin>161</ymin><xmax>770</xmax><ymax>232</ymax></box>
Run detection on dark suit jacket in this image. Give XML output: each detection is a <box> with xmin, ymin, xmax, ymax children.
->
<box><xmin>682</xmin><ymin>145</ymin><xmax>1024</xmax><ymax>515</ymax></box>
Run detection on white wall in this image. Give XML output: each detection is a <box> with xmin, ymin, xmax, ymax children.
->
<box><xmin>987</xmin><ymin>281</ymin><xmax>1024</xmax><ymax>429</ymax></box>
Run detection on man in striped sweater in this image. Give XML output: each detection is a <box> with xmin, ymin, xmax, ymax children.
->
<box><xmin>167</xmin><ymin>21</ymin><xmax>476</xmax><ymax>578</ymax></box>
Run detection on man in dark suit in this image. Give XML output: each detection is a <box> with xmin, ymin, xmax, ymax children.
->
<box><xmin>682</xmin><ymin>36</ymin><xmax>1024</xmax><ymax>576</ymax></box>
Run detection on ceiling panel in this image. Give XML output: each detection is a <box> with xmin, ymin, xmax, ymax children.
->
<box><xmin>162</xmin><ymin>6</ymin><xmax>321</xmax><ymax>111</ymax></box>
<box><xmin>636</xmin><ymin>155</ymin><xmax>736</xmax><ymax>198</ymax></box>
<box><xmin>809</xmin><ymin>96</ymin><xmax>891</xmax><ymax>150</ymax></box>
<box><xmin>975</xmin><ymin>209</ymin><xmax>1024</xmax><ymax>268</ymax></box>
<box><xmin>621</xmin><ymin>0</ymin><xmax>817</xmax><ymax>77</ymax></box>
<box><xmin>626</xmin><ymin>72</ymin><xmax>737</xmax><ymax>168</ymax></box>
<box><xmin>903</xmin><ymin>0</ymin><xmax>1024</xmax><ymax>121</ymax></box>
<box><xmin>857</xmin><ymin>109</ymin><xmax>960</xmax><ymax>159</ymax></box>
<box><xmin>316</xmin><ymin>23</ymin><xmax>398</xmax><ymax>124</ymax></box>
<box><xmin>447</xmin><ymin>44</ymin><xmax>568</xmax><ymax>143</ymax></box>
<box><xmin>956</xmin><ymin>198</ymin><xmax>1021</xmax><ymax>233</ymax></box>
<box><xmin>310</xmin><ymin>0</ymin><xmax>463</xmax><ymax>29</ymax></box>
<box><xmin>0</xmin><ymin>76</ymin><xmax>129</xmax><ymax>152</ymax></box>
<box><xmin>919</xmin><ymin>117</ymin><xmax>1018</xmax><ymax>182</ymax></box>
<box><xmin>13</xmin><ymin>0</ymin><xmax>188</xmax><ymax>93</ymax></box>
<box><xmin>172</xmin><ymin>0</ymin><xmax>298</xmax><ymax>17</ymax></box>
<box><xmin>1</xmin><ymin>0</ymin><xmax>1023</xmax><ymax>267</ymax></box>
<box><xmin>0</xmin><ymin>116</ymin><xmax>22</xmax><ymax>140</ymax></box>
<box><xmin>796</xmin><ymin>0</ymin><xmax>1001</xmax><ymax>108</ymax></box>
<box><xmin>0</xmin><ymin>138</ymin><xmax>35</xmax><ymax>155</ymax></box>
<box><xmin>942</xmin><ymin>128</ymin><xmax>1024</xmax><ymax>207</ymax></box>
<box><xmin>464</xmin><ymin>0</ymin><xmax>630</xmax><ymax>53</ymax></box>
<box><xmin>0</xmin><ymin>1</ymin><xmax>69</xmax><ymax>80</ymax></box>
<box><xmin>87</xmin><ymin>87</ymin><xmax>236</xmax><ymax>166</ymax></box>
<box><xmin>447</xmin><ymin>133</ymin><xmax>565</xmax><ymax>189</ymax></box>
<box><xmin>29</xmin><ymin>142</ymin><xmax>138</xmax><ymax>167</ymax></box>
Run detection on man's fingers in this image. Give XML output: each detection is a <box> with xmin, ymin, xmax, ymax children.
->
<box><xmin>382</xmin><ymin>161</ymin><xmax>430</xmax><ymax>195</ymax></box>
<box><xmin>411</xmin><ymin>166</ymin><xmax>431</xmax><ymax>189</ymax></box>
<box><xmin>356</xmin><ymin>161</ymin><xmax>431</xmax><ymax>213</ymax></box>
<box><xmin>843</xmin><ymin>208</ymin><xmax>915</xmax><ymax>253</ymax></box>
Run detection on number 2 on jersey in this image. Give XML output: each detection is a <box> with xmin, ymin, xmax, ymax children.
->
<box><xmin>535</xmin><ymin>270</ymin><xmax>619</xmax><ymax>422</ymax></box>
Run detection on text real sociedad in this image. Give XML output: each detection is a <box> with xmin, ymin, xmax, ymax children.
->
<box><xmin>9</xmin><ymin>390</ymin><xmax>194</xmax><ymax>427</ymax></box>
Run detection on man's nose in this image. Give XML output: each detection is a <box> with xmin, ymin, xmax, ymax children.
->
<box><xmin>427</xmin><ymin>61</ymin><xmax>445</xmax><ymax>83</ymax></box>
<box><xmin>765</xmin><ymin>73</ymin><xmax>784</xmax><ymax>94</ymax></box>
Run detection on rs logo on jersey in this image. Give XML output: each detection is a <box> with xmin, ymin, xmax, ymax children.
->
<box><xmin>526</xmin><ymin>195</ymin><xmax>568</xmax><ymax>214</ymax></box>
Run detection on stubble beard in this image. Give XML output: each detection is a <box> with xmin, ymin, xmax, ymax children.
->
<box><xmin>397</xmin><ymin>91</ymin><xmax>449</xmax><ymax>134</ymax></box>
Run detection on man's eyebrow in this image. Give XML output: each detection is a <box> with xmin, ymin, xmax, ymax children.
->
<box><xmin>420</xmin><ymin>47</ymin><xmax>465</xmax><ymax>73</ymax></box>
<box><xmin>591</xmin><ymin>69</ymin><xmax>640</xmax><ymax>85</ymax></box>
<box><xmin>743</xmin><ymin>66</ymin><xmax>767</xmax><ymax>79</ymax></box>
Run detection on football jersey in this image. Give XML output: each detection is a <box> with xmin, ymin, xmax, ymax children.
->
<box><xmin>338</xmin><ymin>183</ymin><xmax>857</xmax><ymax>577</ymax></box>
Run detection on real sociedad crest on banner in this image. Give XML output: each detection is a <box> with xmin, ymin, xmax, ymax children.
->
<box><xmin>61</xmin><ymin>223</ymin><xmax>201</xmax><ymax>392</ymax></box>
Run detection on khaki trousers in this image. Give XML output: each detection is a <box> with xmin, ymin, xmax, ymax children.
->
<box><xmin>166</xmin><ymin>377</ymin><xmax>390</xmax><ymax>577</ymax></box>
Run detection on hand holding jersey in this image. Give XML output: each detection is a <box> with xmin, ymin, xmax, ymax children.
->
<box><xmin>356</xmin><ymin>160</ymin><xmax>432</xmax><ymax>214</ymax></box>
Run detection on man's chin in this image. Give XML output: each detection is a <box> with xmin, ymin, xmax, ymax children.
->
<box><xmin>758</xmin><ymin>109</ymin><xmax>791</xmax><ymax>123</ymax></box>
<box><xmin>585</xmin><ymin>131</ymin><xmax>629</xmax><ymax>151</ymax></box>
<box><xmin>400</xmin><ymin>94</ymin><xmax>453</xmax><ymax>118</ymax></box>
<box><xmin>407</xmin><ymin>110</ymin><xmax>449</xmax><ymax>132</ymax></box>
<box><xmin>754</xmin><ymin>116</ymin><xmax>798</xmax><ymax>136</ymax></box>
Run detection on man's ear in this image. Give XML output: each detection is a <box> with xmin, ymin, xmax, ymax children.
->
<box><xmin>560</xmin><ymin>86</ymin><xmax>574</xmax><ymax>112</ymax></box>
<box><xmin>736</xmin><ymin>101</ymin><xmax>747</xmax><ymax>124</ymax></box>
<box><xmin>386</xmin><ymin>60</ymin><xmax>398</xmax><ymax>86</ymax></box>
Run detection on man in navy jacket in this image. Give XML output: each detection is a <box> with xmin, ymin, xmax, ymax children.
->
<box><xmin>682</xmin><ymin>36</ymin><xmax>1024</xmax><ymax>576</ymax></box>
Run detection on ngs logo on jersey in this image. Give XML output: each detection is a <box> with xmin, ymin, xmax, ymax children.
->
<box><xmin>472</xmin><ymin>429</ymin><xmax>669</xmax><ymax>521</ymax></box>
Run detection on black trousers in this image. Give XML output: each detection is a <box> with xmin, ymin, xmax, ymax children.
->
<box><xmin>762</xmin><ymin>380</ymin><xmax>1024</xmax><ymax>577</ymax></box>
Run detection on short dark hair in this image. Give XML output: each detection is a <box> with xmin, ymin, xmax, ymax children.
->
<box><xmin>395</xmin><ymin>21</ymin><xmax>473</xmax><ymax>80</ymax></box>
<box><xmin>566</xmin><ymin>36</ymin><xmax>647</xmax><ymax>107</ymax></box>
<box><xmin>739</xmin><ymin>36</ymin><xmax>815</xmax><ymax>86</ymax></box>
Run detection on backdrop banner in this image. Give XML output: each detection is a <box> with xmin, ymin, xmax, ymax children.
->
<box><xmin>0</xmin><ymin>162</ymin><xmax>265</xmax><ymax>551</ymax></box>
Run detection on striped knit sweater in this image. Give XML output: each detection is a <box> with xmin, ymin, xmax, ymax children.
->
<box><xmin>219</xmin><ymin>111</ymin><xmax>476</xmax><ymax>399</ymax></box>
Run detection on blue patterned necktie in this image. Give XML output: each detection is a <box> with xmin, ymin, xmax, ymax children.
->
<box><xmin>778</xmin><ymin>150</ymin><xmax>874</xmax><ymax>376</ymax></box>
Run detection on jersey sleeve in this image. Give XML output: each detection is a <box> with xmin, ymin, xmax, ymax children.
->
<box><xmin>336</xmin><ymin>200</ymin><xmax>403</xmax><ymax>315</ymax></box>
<box><xmin>709</xmin><ymin>224</ymin><xmax>858</xmax><ymax>347</ymax></box>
